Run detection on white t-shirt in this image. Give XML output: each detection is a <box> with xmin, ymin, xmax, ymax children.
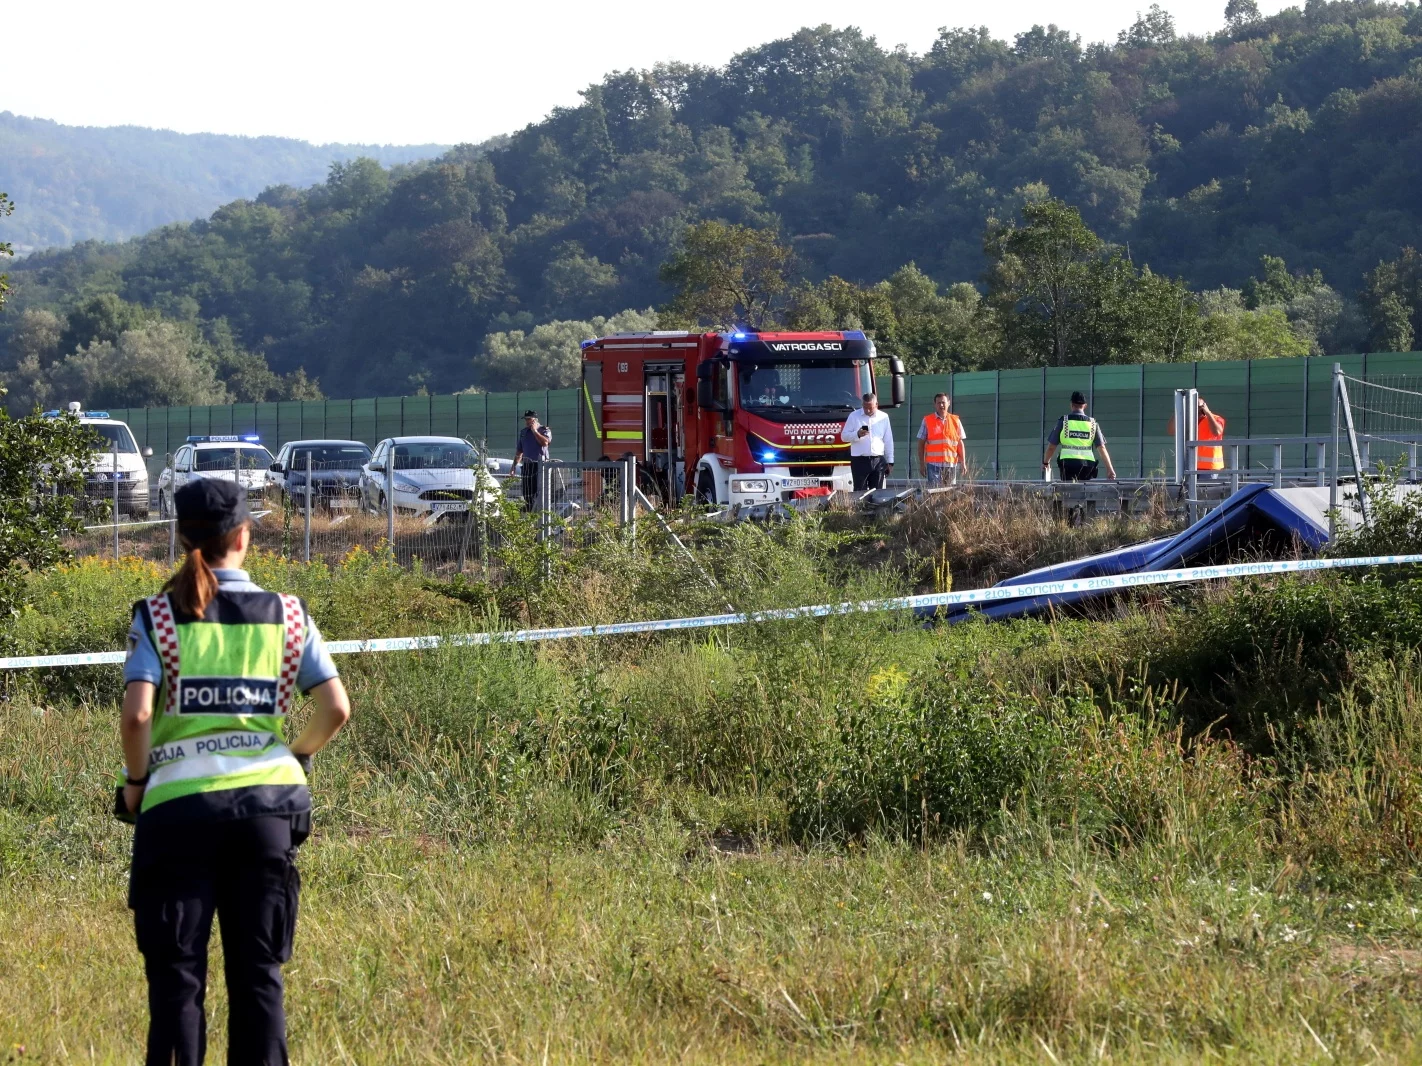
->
<box><xmin>840</xmin><ymin>409</ymin><xmax>894</xmax><ymax>462</ymax></box>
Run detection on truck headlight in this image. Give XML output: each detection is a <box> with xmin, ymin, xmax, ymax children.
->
<box><xmin>733</xmin><ymin>479</ymin><xmax>769</xmax><ymax>494</ymax></box>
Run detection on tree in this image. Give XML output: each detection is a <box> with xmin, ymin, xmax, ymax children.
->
<box><xmin>1224</xmin><ymin>0</ymin><xmax>1261</xmax><ymax>31</ymax></box>
<box><xmin>59</xmin><ymin>293</ymin><xmax>159</xmax><ymax>355</ymax></box>
<box><xmin>49</xmin><ymin>322</ymin><xmax>230</xmax><ymax>408</ymax></box>
<box><xmin>0</xmin><ymin>192</ymin><xmax>12</xmax><ymax>313</ymax></box>
<box><xmin>659</xmin><ymin>221</ymin><xmax>793</xmax><ymax>329</ymax></box>
<box><xmin>1196</xmin><ymin>303</ymin><xmax>1313</xmax><ymax>360</ymax></box>
<box><xmin>1086</xmin><ymin>260</ymin><xmax>1204</xmax><ymax>363</ymax></box>
<box><xmin>984</xmin><ymin>199</ymin><xmax>1103</xmax><ymax>366</ymax></box>
<box><xmin>473</xmin><ymin>308</ymin><xmax>658</xmax><ymax>392</ymax></box>
<box><xmin>1362</xmin><ymin>249</ymin><xmax>1422</xmax><ymax>353</ymax></box>
<box><xmin>1242</xmin><ymin>255</ymin><xmax>1323</xmax><ymax>310</ymax></box>
<box><xmin>0</xmin><ymin>405</ymin><xmax>93</xmax><ymax>621</ymax></box>
<box><xmin>1119</xmin><ymin>4</ymin><xmax>1176</xmax><ymax>48</ymax></box>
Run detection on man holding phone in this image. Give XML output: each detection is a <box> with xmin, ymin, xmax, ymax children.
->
<box><xmin>840</xmin><ymin>392</ymin><xmax>894</xmax><ymax>491</ymax></box>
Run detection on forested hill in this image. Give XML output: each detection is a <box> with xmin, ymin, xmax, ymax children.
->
<box><xmin>0</xmin><ymin>112</ymin><xmax>447</xmax><ymax>252</ymax></box>
<box><xmin>7</xmin><ymin>0</ymin><xmax>1422</xmax><ymax>406</ymax></box>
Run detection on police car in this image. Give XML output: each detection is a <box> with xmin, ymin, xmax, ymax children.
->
<box><xmin>155</xmin><ymin>435</ymin><xmax>274</xmax><ymax>518</ymax></box>
<box><xmin>43</xmin><ymin>403</ymin><xmax>154</xmax><ymax>518</ymax></box>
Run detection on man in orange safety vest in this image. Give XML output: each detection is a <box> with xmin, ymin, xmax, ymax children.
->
<box><xmin>917</xmin><ymin>392</ymin><xmax>966</xmax><ymax>486</ymax></box>
<box><xmin>1167</xmin><ymin>395</ymin><xmax>1226</xmax><ymax>477</ymax></box>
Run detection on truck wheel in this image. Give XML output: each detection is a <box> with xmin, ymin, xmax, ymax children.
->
<box><xmin>695</xmin><ymin>468</ymin><xmax>717</xmax><ymax>505</ymax></box>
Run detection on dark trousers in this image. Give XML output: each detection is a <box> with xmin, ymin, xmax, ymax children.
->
<box><xmin>851</xmin><ymin>455</ymin><xmax>888</xmax><ymax>491</ymax></box>
<box><xmin>130</xmin><ymin>815</ymin><xmax>302</xmax><ymax>1066</ymax></box>
<box><xmin>521</xmin><ymin>461</ymin><xmax>541</xmax><ymax>511</ymax></box>
<box><xmin>1057</xmin><ymin>458</ymin><xmax>1098</xmax><ymax>482</ymax></box>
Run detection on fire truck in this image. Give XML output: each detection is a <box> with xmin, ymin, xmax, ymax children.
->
<box><xmin>579</xmin><ymin>329</ymin><xmax>905</xmax><ymax>506</ymax></box>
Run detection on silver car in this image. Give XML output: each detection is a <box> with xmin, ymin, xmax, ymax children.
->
<box><xmin>359</xmin><ymin>436</ymin><xmax>502</xmax><ymax>519</ymax></box>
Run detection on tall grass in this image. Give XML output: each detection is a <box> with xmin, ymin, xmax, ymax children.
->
<box><xmin>6</xmin><ymin>515</ymin><xmax>1422</xmax><ymax>1060</ymax></box>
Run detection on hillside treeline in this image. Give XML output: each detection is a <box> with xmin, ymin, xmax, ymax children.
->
<box><xmin>0</xmin><ymin>112</ymin><xmax>445</xmax><ymax>254</ymax></box>
<box><xmin>6</xmin><ymin>1</ymin><xmax>1422</xmax><ymax>405</ymax></box>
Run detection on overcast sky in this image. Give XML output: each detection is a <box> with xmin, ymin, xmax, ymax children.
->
<box><xmin>6</xmin><ymin>0</ymin><xmax>1292</xmax><ymax>147</ymax></box>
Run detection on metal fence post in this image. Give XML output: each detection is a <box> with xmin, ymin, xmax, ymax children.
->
<box><xmin>386</xmin><ymin>468</ymin><xmax>396</xmax><ymax>557</ymax></box>
<box><xmin>540</xmin><ymin>461</ymin><xmax>553</xmax><ymax>581</ymax></box>
<box><xmin>1272</xmin><ymin>444</ymin><xmax>1283</xmax><ymax>489</ymax></box>
<box><xmin>1330</xmin><ymin>367</ymin><xmax>1341</xmax><ymax>539</ymax></box>
<box><xmin>1229</xmin><ymin>445</ymin><xmax>1240</xmax><ymax>495</ymax></box>
<box><xmin>303</xmin><ymin>451</ymin><xmax>313</xmax><ymax>564</ymax></box>
<box><xmin>1316</xmin><ymin>442</ymin><xmax>1326</xmax><ymax>488</ymax></box>
<box><xmin>112</xmin><ymin>440</ymin><xmax>120</xmax><ymax>561</ymax></box>
<box><xmin>168</xmin><ymin>515</ymin><xmax>177</xmax><ymax>566</ymax></box>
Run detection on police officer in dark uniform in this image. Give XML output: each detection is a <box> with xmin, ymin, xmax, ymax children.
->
<box><xmin>119</xmin><ymin>479</ymin><xmax>351</xmax><ymax>1065</ymax></box>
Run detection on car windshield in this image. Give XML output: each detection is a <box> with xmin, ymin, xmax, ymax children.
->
<box><xmin>738</xmin><ymin>360</ymin><xmax>873</xmax><ymax>412</ymax></box>
<box><xmin>289</xmin><ymin>445</ymin><xmax>371</xmax><ymax>469</ymax></box>
<box><xmin>85</xmin><ymin>424</ymin><xmax>138</xmax><ymax>453</ymax></box>
<box><xmin>392</xmin><ymin>442</ymin><xmax>474</xmax><ymax>470</ymax></box>
<box><xmin>193</xmin><ymin>446</ymin><xmax>274</xmax><ymax>471</ymax></box>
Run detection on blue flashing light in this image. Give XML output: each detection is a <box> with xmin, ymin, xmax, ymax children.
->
<box><xmin>41</xmin><ymin>410</ymin><xmax>60</xmax><ymax>418</ymax></box>
<box><xmin>580</xmin><ymin>339</ymin><xmax>596</xmax><ymax>349</ymax></box>
<box><xmin>186</xmin><ymin>434</ymin><xmax>262</xmax><ymax>444</ymax></box>
<box><xmin>760</xmin><ymin>450</ymin><xmax>779</xmax><ymax>463</ymax></box>
<box><xmin>43</xmin><ymin>409</ymin><xmax>110</xmax><ymax>418</ymax></box>
<box><xmin>731</xmin><ymin>331</ymin><xmax>749</xmax><ymax>340</ymax></box>
<box><xmin>842</xmin><ymin>330</ymin><xmax>867</xmax><ymax>340</ymax></box>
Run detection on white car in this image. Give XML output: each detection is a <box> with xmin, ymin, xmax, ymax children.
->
<box><xmin>43</xmin><ymin>404</ymin><xmax>154</xmax><ymax>518</ymax></box>
<box><xmin>156</xmin><ymin>436</ymin><xmax>274</xmax><ymax>518</ymax></box>
<box><xmin>359</xmin><ymin>436</ymin><xmax>503</xmax><ymax>519</ymax></box>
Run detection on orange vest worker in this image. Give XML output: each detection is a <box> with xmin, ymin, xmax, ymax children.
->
<box><xmin>1196</xmin><ymin>413</ymin><xmax>1225</xmax><ymax>470</ymax></box>
<box><xmin>922</xmin><ymin>413</ymin><xmax>965</xmax><ymax>465</ymax></box>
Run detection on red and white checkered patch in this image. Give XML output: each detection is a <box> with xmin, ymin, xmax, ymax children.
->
<box><xmin>275</xmin><ymin>594</ymin><xmax>305</xmax><ymax>715</ymax></box>
<box><xmin>145</xmin><ymin>594</ymin><xmax>181</xmax><ymax>715</ymax></box>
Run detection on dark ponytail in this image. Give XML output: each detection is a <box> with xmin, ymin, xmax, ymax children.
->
<box><xmin>164</xmin><ymin>522</ymin><xmax>246</xmax><ymax>617</ymax></box>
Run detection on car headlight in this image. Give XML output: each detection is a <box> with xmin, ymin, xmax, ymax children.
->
<box><xmin>732</xmin><ymin>479</ymin><xmax>769</xmax><ymax>494</ymax></box>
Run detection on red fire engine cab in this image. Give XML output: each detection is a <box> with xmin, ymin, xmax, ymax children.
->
<box><xmin>580</xmin><ymin>329</ymin><xmax>905</xmax><ymax>506</ymax></box>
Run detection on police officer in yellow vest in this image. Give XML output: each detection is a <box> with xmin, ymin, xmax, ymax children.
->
<box><xmin>1042</xmin><ymin>391</ymin><xmax>1118</xmax><ymax>482</ymax></box>
<box><xmin>120</xmin><ymin>478</ymin><xmax>351</xmax><ymax>1066</ymax></box>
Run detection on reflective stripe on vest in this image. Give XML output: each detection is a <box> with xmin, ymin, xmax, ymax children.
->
<box><xmin>1058</xmin><ymin>416</ymin><xmax>1097</xmax><ymax>461</ymax></box>
<box><xmin>1196</xmin><ymin>414</ymin><xmax>1225</xmax><ymax>470</ymax></box>
<box><xmin>141</xmin><ymin>591</ymin><xmax>307</xmax><ymax>813</ymax></box>
<box><xmin>922</xmin><ymin>414</ymin><xmax>964</xmax><ymax>464</ymax></box>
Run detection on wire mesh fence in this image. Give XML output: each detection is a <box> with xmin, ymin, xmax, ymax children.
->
<box><xmin>63</xmin><ymin>457</ymin><xmax>641</xmax><ymax>582</ymax></box>
<box><xmin>1341</xmin><ymin>374</ymin><xmax>1422</xmax><ymax>478</ymax></box>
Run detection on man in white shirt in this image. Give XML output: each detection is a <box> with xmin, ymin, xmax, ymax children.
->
<box><xmin>840</xmin><ymin>392</ymin><xmax>894</xmax><ymax>491</ymax></box>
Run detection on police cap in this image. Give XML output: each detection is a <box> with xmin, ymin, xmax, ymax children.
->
<box><xmin>175</xmin><ymin>478</ymin><xmax>250</xmax><ymax>541</ymax></box>
<box><xmin>1070</xmin><ymin>391</ymin><xmax>1087</xmax><ymax>405</ymax></box>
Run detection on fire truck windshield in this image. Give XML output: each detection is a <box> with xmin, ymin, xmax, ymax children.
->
<box><xmin>737</xmin><ymin>360</ymin><xmax>873</xmax><ymax>417</ymax></box>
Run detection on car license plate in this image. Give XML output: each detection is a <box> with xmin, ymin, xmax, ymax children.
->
<box><xmin>430</xmin><ymin>501</ymin><xmax>465</xmax><ymax>512</ymax></box>
<box><xmin>327</xmin><ymin>496</ymin><xmax>357</xmax><ymax>510</ymax></box>
<box><xmin>783</xmin><ymin>477</ymin><xmax>820</xmax><ymax>489</ymax></box>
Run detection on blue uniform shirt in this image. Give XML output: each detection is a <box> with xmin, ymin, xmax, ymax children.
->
<box><xmin>123</xmin><ymin>568</ymin><xmax>339</xmax><ymax>694</ymax></box>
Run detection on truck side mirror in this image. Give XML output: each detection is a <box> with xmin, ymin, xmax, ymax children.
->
<box><xmin>696</xmin><ymin>361</ymin><xmax>721</xmax><ymax>412</ymax></box>
<box><xmin>888</xmin><ymin>357</ymin><xmax>907</xmax><ymax>407</ymax></box>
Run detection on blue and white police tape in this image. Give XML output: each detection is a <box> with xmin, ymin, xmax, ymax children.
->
<box><xmin>4</xmin><ymin>551</ymin><xmax>1421</xmax><ymax>671</ymax></box>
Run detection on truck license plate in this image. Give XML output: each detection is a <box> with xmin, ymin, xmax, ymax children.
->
<box><xmin>783</xmin><ymin>477</ymin><xmax>820</xmax><ymax>489</ymax></box>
